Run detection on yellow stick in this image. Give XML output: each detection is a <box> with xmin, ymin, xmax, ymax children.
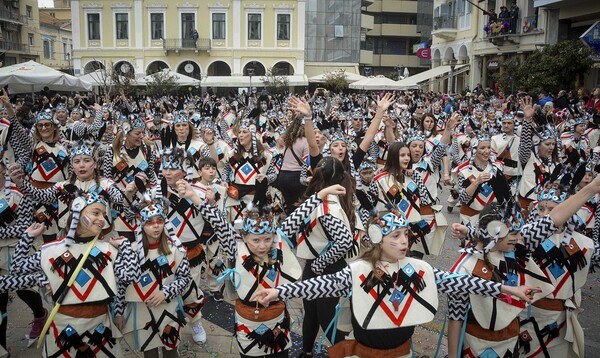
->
<box><xmin>37</xmin><ymin>233</ymin><xmax>101</xmax><ymax>348</ymax></box>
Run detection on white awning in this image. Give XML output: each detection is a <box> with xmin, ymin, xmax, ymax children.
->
<box><xmin>202</xmin><ymin>75</ymin><xmax>308</xmax><ymax>88</ymax></box>
<box><xmin>396</xmin><ymin>65</ymin><xmax>469</xmax><ymax>87</ymax></box>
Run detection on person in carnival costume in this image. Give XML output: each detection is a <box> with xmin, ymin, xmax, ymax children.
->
<box><xmin>0</xmin><ymin>147</ymin><xmax>48</xmax><ymax>352</ymax></box>
<box><xmin>251</xmin><ymin>210</ymin><xmax>540</xmax><ymax>358</ymax></box>
<box><xmin>181</xmin><ymin>173</ymin><xmax>346</xmax><ymax>357</ymax></box>
<box><xmin>117</xmin><ymin>195</ymin><xmax>192</xmax><ymax>358</ymax></box>
<box><xmin>102</xmin><ymin>114</ymin><xmax>157</xmax><ymax>240</ymax></box>
<box><xmin>513</xmin><ymin>176</ymin><xmax>600</xmax><ymax>357</ymax></box>
<box><xmin>125</xmin><ymin>146</ymin><xmax>208</xmax><ymax>343</ymax></box>
<box><xmin>491</xmin><ymin>112</ymin><xmax>521</xmax><ymax>195</ymax></box>
<box><xmin>11</xmin><ymin>191</ymin><xmax>140</xmax><ymax>358</ymax></box>
<box><xmin>447</xmin><ymin>200</ymin><xmax>554</xmax><ymax>358</ymax></box>
<box><xmin>168</xmin><ymin>110</ymin><xmax>210</xmax><ymax>182</ymax></box>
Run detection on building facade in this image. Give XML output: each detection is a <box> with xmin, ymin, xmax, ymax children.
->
<box><xmin>0</xmin><ymin>0</ymin><xmax>40</xmax><ymax>66</ymax></box>
<box><xmin>38</xmin><ymin>10</ymin><xmax>72</xmax><ymax>73</ymax></box>
<box><xmin>360</xmin><ymin>0</ymin><xmax>428</xmax><ymax>78</ymax></box>
<box><xmin>72</xmin><ymin>0</ymin><xmax>306</xmax><ymax>88</ymax></box>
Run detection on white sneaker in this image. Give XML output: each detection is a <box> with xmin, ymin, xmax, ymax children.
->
<box><xmin>192</xmin><ymin>320</ymin><xmax>207</xmax><ymax>343</ymax></box>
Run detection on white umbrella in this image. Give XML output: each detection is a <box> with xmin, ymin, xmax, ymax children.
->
<box><xmin>77</xmin><ymin>69</ymin><xmax>123</xmax><ymax>87</ymax></box>
<box><xmin>308</xmin><ymin>71</ymin><xmax>366</xmax><ymax>84</ymax></box>
<box><xmin>0</xmin><ymin>60</ymin><xmax>92</xmax><ymax>93</ymax></box>
<box><xmin>137</xmin><ymin>69</ymin><xmax>200</xmax><ymax>86</ymax></box>
<box><xmin>349</xmin><ymin>75</ymin><xmax>405</xmax><ymax>91</ymax></box>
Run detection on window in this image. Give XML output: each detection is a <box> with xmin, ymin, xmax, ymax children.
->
<box><xmin>28</xmin><ymin>33</ymin><xmax>33</xmax><ymax>46</ymax></box>
<box><xmin>26</xmin><ymin>5</ymin><xmax>32</xmax><ymax>18</ymax></box>
<box><xmin>181</xmin><ymin>13</ymin><xmax>195</xmax><ymax>47</ymax></box>
<box><xmin>115</xmin><ymin>13</ymin><xmax>129</xmax><ymax>40</ymax></box>
<box><xmin>43</xmin><ymin>40</ymin><xmax>52</xmax><ymax>59</ymax></box>
<box><xmin>87</xmin><ymin>13</ymin><xmax>100</xmax><ymax>40</ymax></box>
<box><xmin>63</xmin><ymin>42</ymin><xmax>67</xmax><ymax>59</ymax></box>
<box><xmin>150</xmin><ymin>13</ymin><xmax>164</xmax><ymax>40</ymax></box>
<box><xmin>212</xmin><ymin>13</ymin><xmax>225</xmax><ymax>40</ymax></box>
<box><xmin>277</xmin><ymin>14</ymin><xmax>290</xmax><ymax>40</ymax></box>
<box><xmin>248</xmin><ymin>13</ymin><xmax>261</xmax><ymax>40</ymax></box>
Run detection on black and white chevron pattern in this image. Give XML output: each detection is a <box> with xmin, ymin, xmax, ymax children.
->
<box><xmin>434</xmin><ymin>268</ymin><xmax>501</xmax><ymax>297</ymax></box>
<box><xmin>72</xmin><ymin>110</ymin><xmax>104</xmax><ymax>139</ymax></box>
<box><xmin>277</xmin><ymin>266</ymin><xmax>352</xmax><ymax>301</ymax></box>
<box><xmin>0</xmin><ymin>191</ymin><xmax>33</xmax><ymax>239</ymax></box>
<box><xmin>0</xmin><ymin>272</ymin><xmax>43</xmax><ymax>291</ymax></box>
<box><xmin>163</xmin><ymin>256</ymin><xmax>192</xmax><ymax>301</ymax></box>
<box><xmin>11</xmin><ymin>233</ymin><xmax>42</xmax><ymax>275</ymax></box>
<box><xmin>8</xmin><ymin>115</ymin><xmax>34</xmax><ymax>169</ymax></box>
<box><xmin>518</xmin><ymin>120</ymin><xmax>533</xmax><ymax>169</ymax></box>
<box><xmin>312</xmin><ymin>215</ymin><xmax>353</xmax><ymax>274</ymax></box>
<box><xmin>521</xmin><ymin>216</ymin><xmax>557</xmax><ymax>253</ymax></box>
<box><xmin>113</xmin><ymin>240</ymin><xmax>141</xmax><ymax>285</ymax></box>
<box><xmin>447</xmin><ymin>292</ymin><xmax>470</xmax><ymax>320</ymax></box>
<box><xmin>279</xmin><ymin>194</ymin><xmax>322</xmax><ymax>241</ymax></box>
<box><xmin>197</xmin><ymin>202</ymin><xmax>238</xmax><ymax>259</ymax></box>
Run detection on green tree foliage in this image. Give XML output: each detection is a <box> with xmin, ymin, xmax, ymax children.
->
<box><xmin>498</xmin><ymin>40</ymin><xmax>593</xmax><ymax>94</ymax></box>
<box><xmin>261</xmin><ymin>67</ymin><xmax>289</xmax><ymax>95</ymax></box>
<box><xmin>324</xmin><ymin>69</ymin><xmax>349</xmax><ymax>93</ymax></box>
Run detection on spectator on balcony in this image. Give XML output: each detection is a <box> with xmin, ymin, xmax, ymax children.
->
<box><xmin>510</xmin><ymin>3</ymin><xmax>519</xmax><ymax>34</ymax></box>
<box><xmin>192</xmin><ymin>29</ymin><xmax>199</xmax><ymax>47</ymax></box>
<box><xmin>499</xmin><ymin>6</ymin><xmax>510</xmax><ymax>33</ymax></box>
<box><xmin>486</xmin><ymin>9</ymin><xmax>497</xmax><ymax>24</ymax></box>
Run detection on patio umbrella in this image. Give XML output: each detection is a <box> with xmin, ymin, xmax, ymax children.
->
<box><xmin>0</xmin><ymin>60</ymin><xmax>92</xmax><ymax>93</ymax></box>
<box><xmin>349</xmin><ymin>75</ymin><xmax>404</xmax><ymax>91</ymax></box>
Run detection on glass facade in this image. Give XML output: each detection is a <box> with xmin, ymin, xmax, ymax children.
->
<box><xmin>305</xmin><ymin>0</ymin><xmax>361</xmax><ymax>63</ymax></box>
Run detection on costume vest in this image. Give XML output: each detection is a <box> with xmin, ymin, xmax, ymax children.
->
<box><xmin>519</xmin><ymin>155</ymin><xmax>556</xmax><ymax>201</ymax></box>
<box><xmin>40</xmin><ymin>239</ymin><xmax>118</xmax><ymax>305</ymax></box>
<box><xmin>165</xmin><ymin>184</ymin><xmax>206</xmax><ymax>246</ymax></box>
<box><xmin>412</xmin><ymin>158</ymin><xmax>439</xmax><ymax>202</ymax></box>
<box><xmin>374</xmin><ymin>131</ymin><xmax>388</xmax><ymax>165</ymax></box>
<box><xmin>530</xmin><ymin>231</ymin><xmax>593</xmax><ymax>300</ymax></box>
<box><xmin>372</xmin><ymin>172</ymin><xmax>422</xmax><ymax>223</ymax></box>
<box><xmin>296</xmin><ymin>194</ymin><xmax>351</xmax><ymax>261</ymax></box>
<box><xmin>29</xmin><ymin>141</ymin><xmax>69</xmax><ymax>184</ymax></box>
<box><xmin>56</xmin><ymin>178</ymin><xmax>115</xmax><ymax>230</ymax></box>
<box><xmin>491</xmin><ymin>133</ymin><xmax>521</xmax><ymax>177</ymax></box>
<box><xmin>350</xmin><ymin>258</ymin><xmax>438</xmax><ymax>330</ymax></box>
<box><xmin>177</xmin><ymin>139</ymin><xmax>207</xmax><ymax>181</ymax></box>
<box><xmin>455</xmin><ymin>161</ymin><xmax>500</xmax><ymax>212</ymax></box>
<box><xmin>226</xmin><ymin>151</ymin><xmax>272</xmax><ymax>187</ymax></box>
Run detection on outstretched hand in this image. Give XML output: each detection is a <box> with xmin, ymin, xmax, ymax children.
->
<box><xmin>376</xmin><ymin>93</ymin><xmax>396</xmax><ymax>112</ymax></box>
<box><xmin>519</xmin><ymin>96</ymin><xmax>535</xmax><ymax>120</ymax></box>
<box><xmin>288</xmin><ymin>96</ymin><xmax>312</xmax><ymax>117</ymax></box>
<box><xmin>503</xmin><ymin>285</ymin><xmax>542</xmax><ymax>304</ymax></box>
<box><xmin>250</xmin><ymin>288</ymin><xmax>279</xmax><ymax>307</ymax></box>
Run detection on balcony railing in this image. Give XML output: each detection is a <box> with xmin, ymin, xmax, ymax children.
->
<box><xmin>484</xmin><ymin>16</ymin><xmax>539</xmax><ymax>38</ymax></box>
<box><xmin>0</xmin><ymin>9</ymin><xmax>27</xmax><ymax>24</ymax></box>
<box><xmin>0</xmin><ymin>41</ymin><xmax>29</xmax><ymax>53</ymax></box>
<box><xmin>433</xmin><ymin>16</ymin><xmax>456</xmax><ymax>30</ymax></box>
<box><xmin>162</xmin><ymin>38</ymin><xmax>211</xmax><ymax>51</ymax></box>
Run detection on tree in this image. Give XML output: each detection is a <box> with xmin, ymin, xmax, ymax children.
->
<box><xmin>261</xmin><ymin>67</ymin><xmax>289</xmax><ymax>95</ymax></box>
<box><xmin>497</xmin><ymin>40</ymin><xmax>593</xmax><ymax>94</ymax></box>
<box><xmin>86</xmin><ymin>60</ymin><xmax>135</xmax><ymax>98</ymax></box>
<box><xmin>143</xmin><ymin>69</ymin><xmax>179</xmax><ymax>97</ymax></box>
<box><xmin>324</xmin><ymin>69</ymin><xmax>349</xmax><ymax>93</ymax></box>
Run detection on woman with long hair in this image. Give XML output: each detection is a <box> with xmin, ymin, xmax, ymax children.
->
<box><xmin>277</xmin><ymin>115</ymin><xmax>308</xmax><ymax>214</ymax></box>
<box><xmin>11</xmin><ymin>192</ymin><xmax>140</xmax><ymax>357</ymax></box>
<box><xmin>251</xmin><ymin>211</ymin><xmax>539</xmax><ymax>358</ymax></box>
<box><xmin>102</xmin><ymin>114</ymin><xmax>158</xmax><ymax>239</ymax></box>
<box><xmin>169</xmin><ymin>111</ymin><xmax>209</xmax><ymax>182</ymax></box>
<box><xmin>518</xmin><ymin>97</ymin><xmax>560</xmax><ymax>220</ymax></box>
<box><xmin>222</xmin><ymin>119</ymin><xmax>276</xmax><ymax>224</ymax></box>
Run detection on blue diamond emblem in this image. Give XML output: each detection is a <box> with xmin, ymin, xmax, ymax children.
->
<box><xmin>188</xmin><ymin>147</ymin><xmax>197</xmax><ymax>156</ymax></box>
<box><xmin>138</xmin><ymin>160</ymin><xmax>148</xmax><ymax>171</ymax></box>
<box><xmin>548</xmin><ymin>263</ymin><xmax>565</xmax><ymax>279</ymax></box>
<box><xmin>75</xmin><ymin>270</ymin><xmax>91</xmax><ymax>286</ymax></box>
<box><xmin>254</xmin><ymin>324</ymin><xmax>269</xmax><ymax>335</ymax></box>
<box><xmin>171</xmin><ymin>217</ymin><xmax>181</xmax><ymax>228</ymax></box>
<box><xmin>267</xmin><ymin>267</ymin><xmax>277</xmax><ymax>281</ymax></box>
<box><xmin>64</xmin><ymin>325</ymin><xmax>76</xmax><ymax>337</ymax></box>
<box><xmin>240</xmin><ymin>163</ymin><xmax>253</xmax><ymax>175</ymax></box>
<box><xmin>140</xmin><ymin>273</ymin><xmax>153</xmax><ymax>287</ymax></box>
<box><xmin>399</xmin><ymin>200</ymin><xmax>409</xmax><ymax>212</ymax></box>
<box><xmin>548</xmin><ymin>322</ymin><xmax>558</xmax><ymax>331</ymax></box>
<box><xmin>95</xmin><ymin>323</ymin><xmax>106</xmax><ymax>334</ymax></box>
<box><xmin>0</xmin><ymin>199</ymin><xmax>7</xmax><ymax>213</ymax></box>
<box><xmin>504</xmin><ymin>251</ymin><xmax>515</xmax><ymax>259</ymax></box>
<box><xmin>481</xmin><ymin>184</ymin><xmax>492</xmax><ymax>196</ymax></box>
<box><xmin>389</xmin><ymin>289</ymin><xmax>405</xmax><ymax>305</ymax></box>
<box><xmin>90</xmin><ymin>247</ymin><xmax>101</xmax><ymax>258</ymax></box>
<box><xmin>156</xmin><ymin>255</ymin><xmax>168</xmax><ymax>266</ymax></box>
<box><xmin>407</xmin><ymin>182</ymin><xmax>417</xmax><ymax>192</ymax></box>
<box><xmin>505</xmin><ymin>273</ymin><xmax>518</xmax><ymax>287</ymax></box>
<box><xmin>480</xmin><ymin>348</ymin><xmax>499</xmax><ymax>358</ymax></box>
<box><xmin>403</xmin><ymin>263</ymin><xmax>415</xmax><ymax>277</ymax></box>
<box><xmin>58</xmin><ymin>150</ymin><xmax>67</xmax><ymax>159</ymax></box>
<box><xmin>42</xmin><ymin>160</ymin><xmax>57</xmax><ymax>172</ymax></box>
<box><xmin>541</xmin><ymin>239</ymin><xmax>556</xmax><ymax>253</ymax></box>
<box><xmin>125</xmin><ymin>175</ymin><xmax>134</xmax><ymax>184</ymax></box>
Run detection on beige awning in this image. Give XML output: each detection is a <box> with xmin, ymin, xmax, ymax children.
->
<box><xmin>396</xmin><ymin>65</ymin><xmax>469</xmax><ymax>87</ymax></box>
<box><xmin>202</xmin><ymin>75</ymin><xmax>308</xmax><ymax>88</ymax></box>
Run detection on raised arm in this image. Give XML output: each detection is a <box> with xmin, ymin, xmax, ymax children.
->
<box><xmin>288</xmin><ymin>96</ymin><xmax>320</xmax><ymax>157</ymax></box>
<box><xmin>359</xmin><ymin>93</ymin><xmax>395</xmax><ymax>153</ymax></box>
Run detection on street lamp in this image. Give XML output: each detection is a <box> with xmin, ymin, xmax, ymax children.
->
<box><xmin>247</xmin><ymin>67</ymin><xmax>255</xmax><ymax>93</ymax></box>
<box><xmin>448</xmin><ymin>59</ymin><xmax>457</xmax><ymax>94</ymax></box>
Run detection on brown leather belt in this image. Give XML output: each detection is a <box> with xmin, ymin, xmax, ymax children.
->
<box><xmin>328</xmin><ymin>337</ymin><xmax>410</xmax><ymax>358</ymax></box>
<box><xmin>532</xmin><ymin>297</ymin><xmax>565</xmax><ymax>311</ymax></box>
<box><xmin>421</xmin><ymin>205</ymin><xmax>434</xmax><ymax>216</ymax></box>
<box><xmin>32</xmin><ymin>180</ymin><xmax>55</xmax><ymax>189</ymax></box>
<box><xmin>466</xmin><ymin>318</ymin><xmax>519</xmax><ymax>341</ymax></box>
<box><xmin>186</xmin><ymin>244</ymin><xmax>204</xmax><ymax>261</ymax></box>
<box><xmin>235</xmin><ymin>299</ymin><xmax>285</xmax><ymax>322</ymax></box>
<box><xmin>460</xmin><ymin>205</ymin><xmax>480</xmax><ymax>216</ymax></box>
<box><xmin>58</xmin><ymin>303</ymin><xmax>108</xmax><ymax>318</ymax></box>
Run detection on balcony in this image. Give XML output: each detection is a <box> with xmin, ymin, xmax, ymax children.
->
<box><xmin>360</xmin><ymin>49</ymin><xmax>373</xmax><ymax>64</ymax></box>
<box><xmin>0</xmin><ymin>9</ymin><xmax>27</xmax><ymax>25</ymax></box>
<box><xmin>0</xmin><ymin>41</ymin><xmax>29</xmax><ymax>53</ymax></box>
<box><xmin>484</xmin><ymin>16</ymin><xmax>541</xmax><ymax>46</ymax></box>
<box><xmin>162</xmin><ymin>38</ymin><xmax>211</xmax><ymax>54</ymax></box>
<box><xmin>432</xmin><ymin>16</ymin><xmax>457</xmax><ymax>40</ymax></box>
<box><xmin>361</xmin><ymin>13</ymin><xmax>374</xmax><ymax>30</ymax></box>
